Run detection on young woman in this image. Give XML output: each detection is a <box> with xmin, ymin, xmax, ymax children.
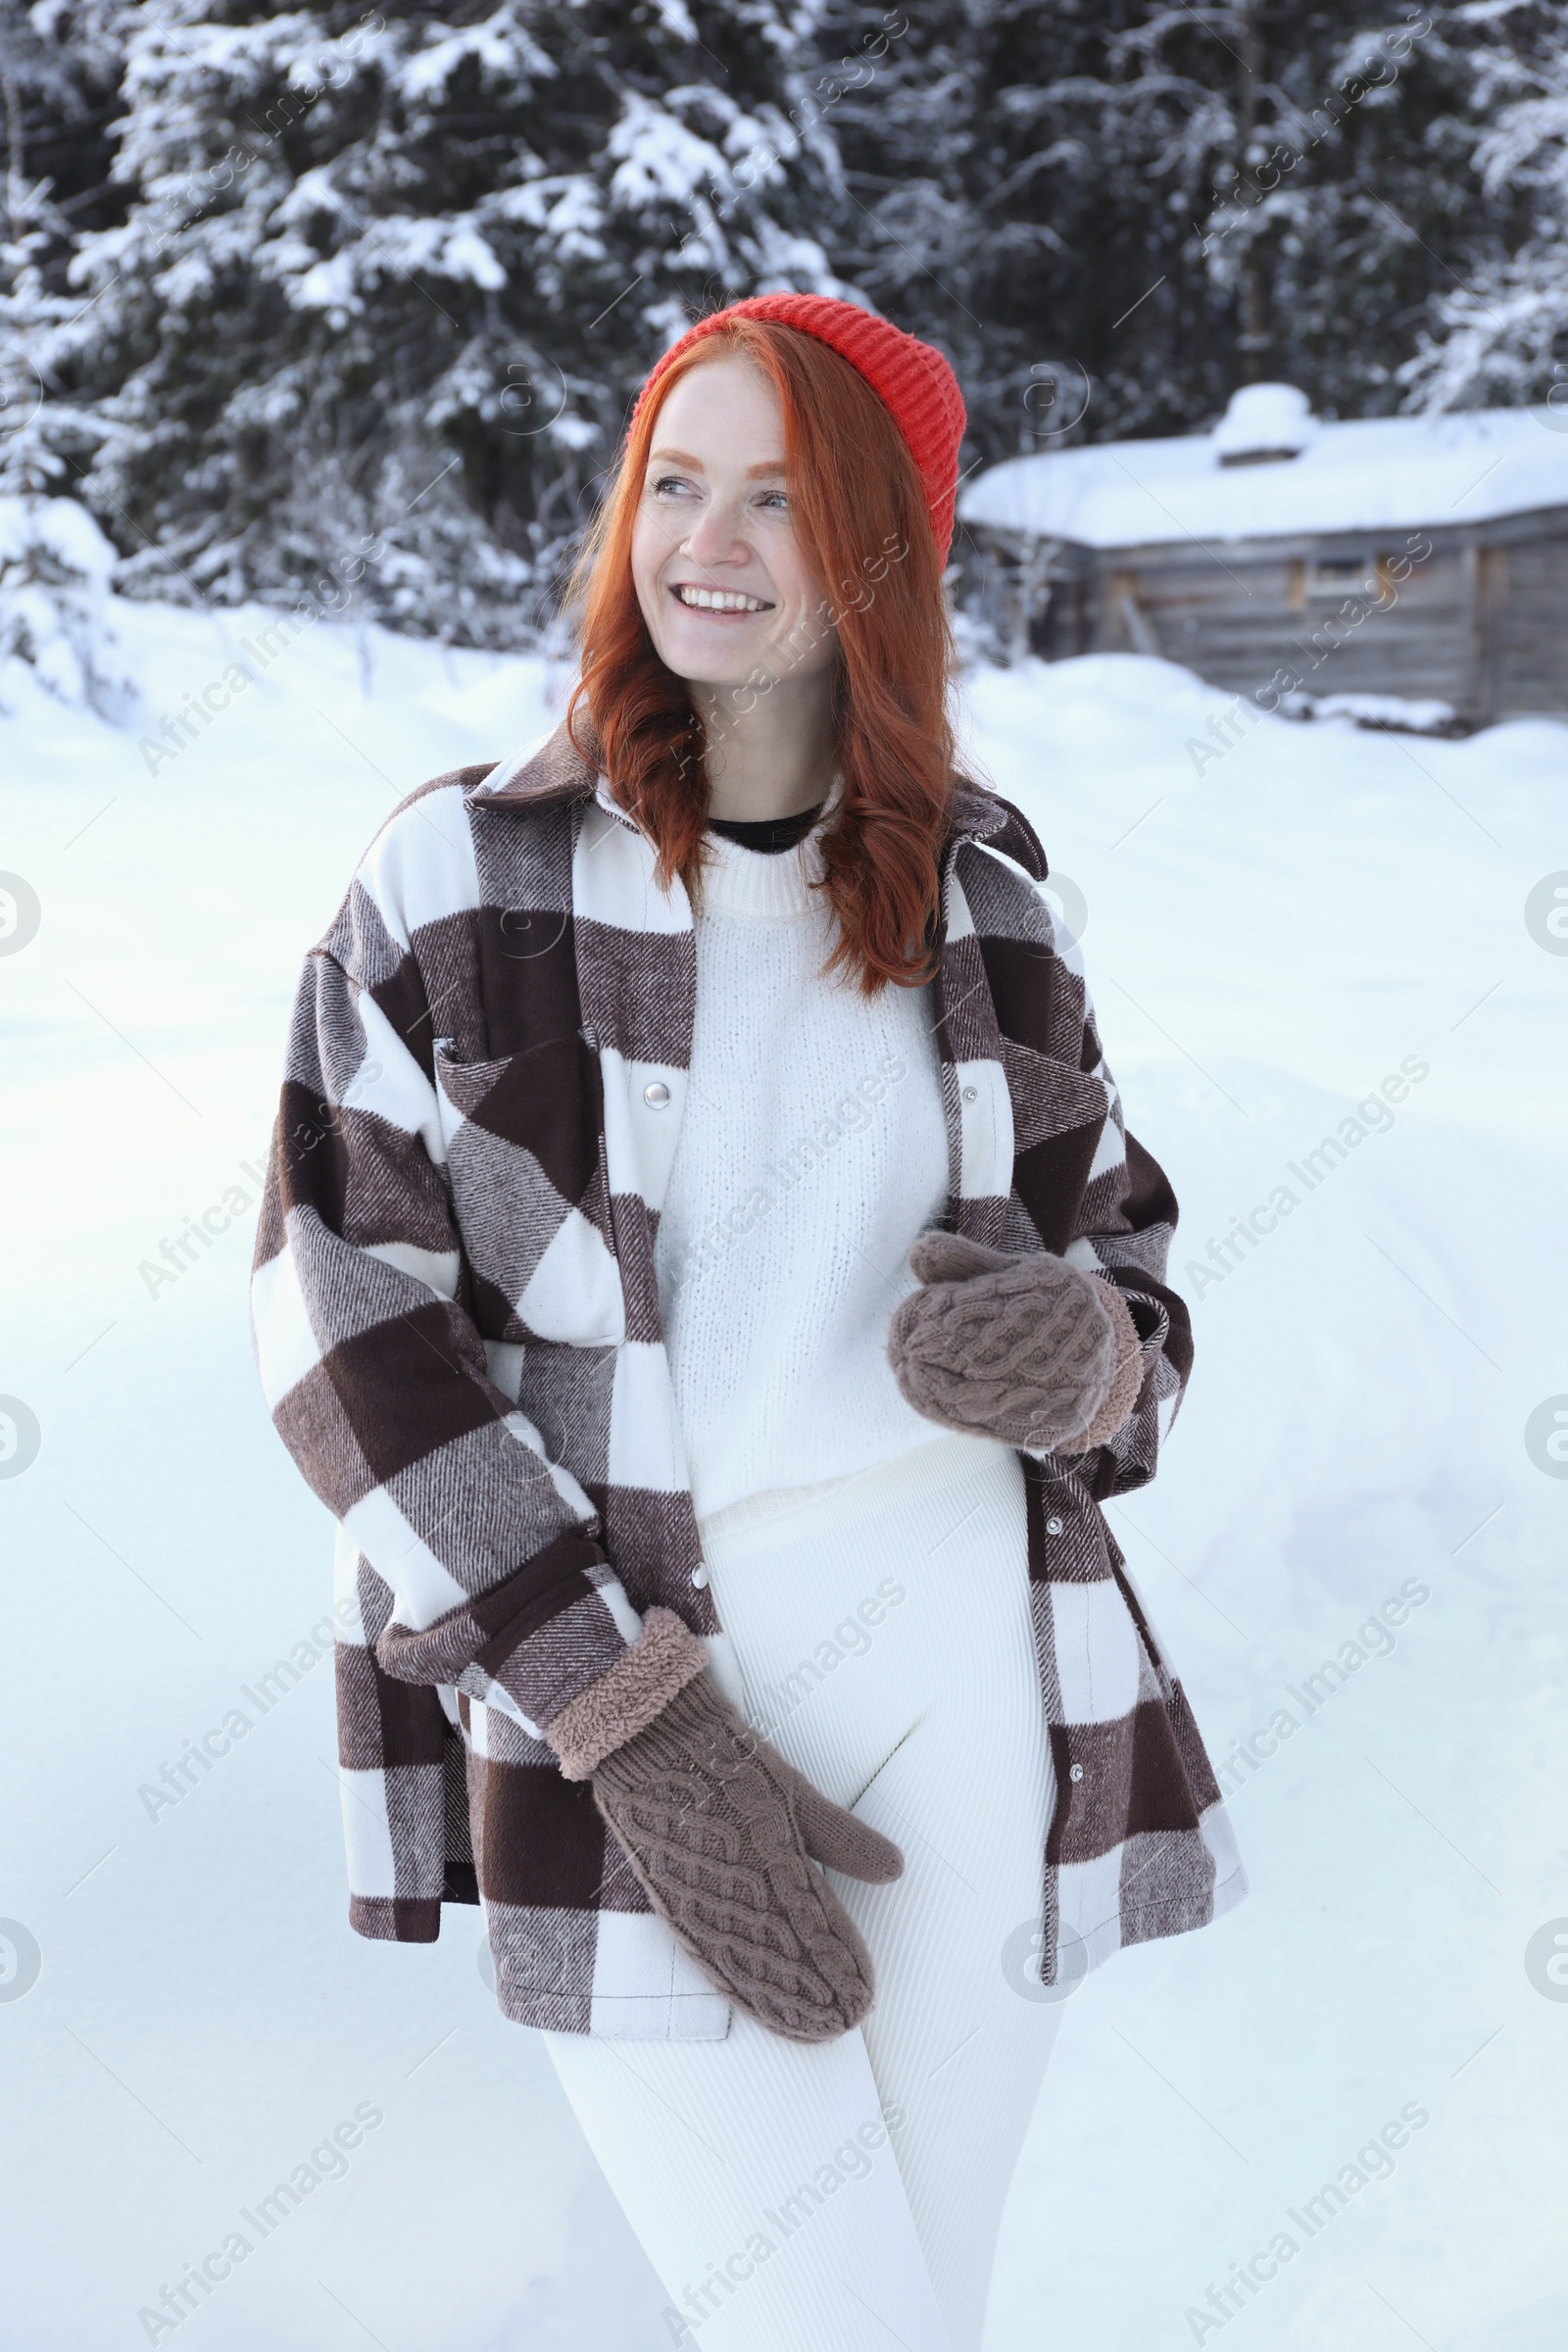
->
<box><xmin>251</xmin><ymin>293</ymin><xmax>1246</xmax><ymax>2352</ymax></box>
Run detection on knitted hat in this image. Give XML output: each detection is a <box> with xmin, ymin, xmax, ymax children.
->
<box><xmin>627</xmin><ymin>294</ymin><xmax>967</xmax><ymax>564</ymax></box>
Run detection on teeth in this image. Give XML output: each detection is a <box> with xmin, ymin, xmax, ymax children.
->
<box><xmin>674</xmin><ymin>585</ymin><xmax>769</xmax><ymax>612</ymax></box>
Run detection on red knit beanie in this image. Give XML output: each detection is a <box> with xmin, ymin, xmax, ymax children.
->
<box><xmin>627</xmin><ymin>294</ymin><xmax>967</xmax><ymax>564</ymax></box>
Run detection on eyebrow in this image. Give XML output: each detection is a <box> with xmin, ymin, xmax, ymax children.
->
<box><xmin>648</xmin><ymin>446</ymin><xmax>787</xmax><ymax>478</ymax></box>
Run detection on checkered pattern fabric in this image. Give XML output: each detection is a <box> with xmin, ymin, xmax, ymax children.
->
<box><xmin>250</xmin><ymin>716</ymin><xmax>1246</xmax><ymax>2034</ymax></box>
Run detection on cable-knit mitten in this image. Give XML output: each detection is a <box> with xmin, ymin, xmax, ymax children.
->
<box><xmin>544</xmin><ymin>1617</ymin><xmax>903</xmax><ymax>2044</ymax></box>
<box><xmin>886</xmin><ymin>1230</ymin><xmax>1142</xmax><ymax>1451</ymax></box>
<box><xmin>592</xmin><ymin>1676</ymin><xmax>903</xmax><ymax>2043</ymax></box>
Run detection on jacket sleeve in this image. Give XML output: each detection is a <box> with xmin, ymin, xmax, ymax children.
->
<box><xmin>1041</xmin><ymin>904</ymin><xmax>1195</xmax><ymax>1501</ymax></box>
<box><xmin>249</xmin><ymin>885</ymin><xmax>641</xmax><ymax>1740</ymax></box>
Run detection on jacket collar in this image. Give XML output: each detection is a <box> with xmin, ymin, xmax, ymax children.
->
<box><xmin>466</xmin><ymin>714</ymin><xmax>610</xmax><ymax>814</ymax></box>
<box><xmin>465</xmin><ymin>712</ymin><xmax>1011</xmax><ymax>849</ymax></box>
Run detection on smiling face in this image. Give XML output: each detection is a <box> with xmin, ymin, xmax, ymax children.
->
<box><xmin>629</xmin><ymin>351</ymin><xmax>840</xmax><ymax>702</ymax></box>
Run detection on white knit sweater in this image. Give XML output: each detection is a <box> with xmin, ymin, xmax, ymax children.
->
<box><xmin>652</xmin><ymin>814</ymin><xmax>958</xmax><ymax>1534</ymax></box>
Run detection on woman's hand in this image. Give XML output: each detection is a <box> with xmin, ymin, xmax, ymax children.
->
<box><xmin>885</xmin><ymin>1230</ymin><xmax>1144</xmax><ymax>1452</ymax></box>
<box><xmin>543</xmin><ymin>1612</ymin><xmax>903</xmax><ymax>2043</ymax></box>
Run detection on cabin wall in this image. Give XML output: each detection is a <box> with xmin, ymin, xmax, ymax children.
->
<box><xmin>1090</xmin><ymin>539</ymin><xmax>1471</xmax><ymax>708</ymax></box>
<box><xmin>1492</xmin><ymin>537</ymin><xmax>1568</xmax><ymax>714</ymax></box>
<box><xmin>972</xmin><ymin>509</ymin><xmax>1568</xmax><ymax>721</ymax></box>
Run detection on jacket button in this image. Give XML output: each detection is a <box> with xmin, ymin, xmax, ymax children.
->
<box><xmin>1069</xmin><ymin>1762</ymin><xmax>1085</xmax><ymax>1783</ymax></box>
<box><xmin>690</xmin><ymin>1564</ymin><xmax>710</xmax><ymax>1589</ymax></box>
<box><xmin>1046</xmin><ymin>1514</ymin><xmax>1064</xmax><ymax>1536</ymax></box>
<box><xmin>962</xmin><ymin>1085</ymin><xmax>977</xmax><ymax>1102</ymax></box>
<box><xmin>643</xmin><ymin>1081</ymin><xmax>670</xmax><ymax>1108</ymax></box>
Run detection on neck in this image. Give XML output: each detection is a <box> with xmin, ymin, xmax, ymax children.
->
<box><xmin>690</xmin><ymin>665</ymin><xmax>838</xmax><ymax>822</ymax></box>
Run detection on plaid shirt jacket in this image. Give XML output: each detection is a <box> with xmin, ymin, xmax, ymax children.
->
<box><xmin>251</xmin><ymin>715</ymin><xmax>1247</xmax><ymax>2036</ymax></box>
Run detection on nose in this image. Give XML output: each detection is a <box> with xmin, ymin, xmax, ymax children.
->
<box><xmin>682</xmin><ymin>491</ymin><xmax>752</xmax><ymax>570</ymax></box>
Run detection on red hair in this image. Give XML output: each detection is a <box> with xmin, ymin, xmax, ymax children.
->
<box><xmin>563</xmin><ymin>315</ymin><xmax>974</xmax><ymax>995</ymax></box>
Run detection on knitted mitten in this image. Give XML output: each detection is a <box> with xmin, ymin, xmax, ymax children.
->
<box><xmin>886</xmin><ymin>1230</ymin><xmax>1144</xmax><ymax>1452</ymax></box>
<box><xmin>543</xmin><ymin>1611</ymin><xmax>903</xmax><ymax>2044</ymax></box>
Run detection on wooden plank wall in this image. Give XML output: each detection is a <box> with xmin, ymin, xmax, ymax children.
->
<box><xmin>1494</xmin><ymin>538</ymin><xmax>1568</xmax><ymax>714</ymax></box>
<box><xmin>969</xmin><ymin>506</ymin><xmax>1568</xmax><ymax>720</ymax></box>
<box><xmin>1090</xmin><ymin>536</ymin><xmax>1470</xmax><ymax>708</ymax></box>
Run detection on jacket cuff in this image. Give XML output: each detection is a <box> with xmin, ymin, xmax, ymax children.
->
<box><xmin>377</xmin><ymin>1530</ymin><xmax>639</xmax><ymax>1733</ymax></box>
<box><xmin>543</xmin><ymin>1606</ymin><xmax>710</xmax><ymax>1781</ymax></box>
<box><xmin>1081</xmin><ymin>1278</ymin><xmax>1145</xmax><ymax>1447</ymax></box>
<box><xmin>349</xmin><ymin>1891</ymin><xmax>443</xmax><ymax>1942</ymax></box>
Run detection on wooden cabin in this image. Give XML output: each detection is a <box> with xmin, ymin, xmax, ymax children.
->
<box><xmin>957</xmin><ymin>385</ymin><xmax>1568</xmax><ymax>725</ymax></box>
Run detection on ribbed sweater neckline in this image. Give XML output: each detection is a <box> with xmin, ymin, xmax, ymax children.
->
<box><xmin>697</xmin><ymin>769</ymin><xmax>842</xmax><ymax>921</ymax></box>
<box><xmin>698</xmin><ymin>824</ymin><xmax>827</xmax><ymax>920</ymax></box>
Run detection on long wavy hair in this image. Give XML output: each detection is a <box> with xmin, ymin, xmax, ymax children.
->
<box><xmin>562</xmin><ymin>314</ymin><xmax>975</xmax><ymax>995</ymax></box>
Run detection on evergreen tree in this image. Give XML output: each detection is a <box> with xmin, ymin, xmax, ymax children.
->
<box><xmin>1</xmin><ymin>1</ymin><xmax>136</xmax><ymax>711</ymax></box>
<box><xmin>42</xmin><ymin>0</ymin><xmax>887</xmax><ymax>643</ymax></box>
<box><xmin>817</xmin><ymin>0</ymin><xmax>1511</xmax><ymax>459</ymax></box>
<box><xmin>1399</xmin><ymin>4</ymin><xmax>1568</xmax><ymax>411</ymax></box>
<box><xmin>1</xmin><ymin>0</ymin><xmax>126</xmax><ymax>500</ymax></box>
<box><xmin>3</xmin><ymin>0</ymin><xmax>1563</xmax><ymax>671</ymax></box>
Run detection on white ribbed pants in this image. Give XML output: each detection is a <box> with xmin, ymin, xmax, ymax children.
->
<box><xmin>544</xmin><ymin>1430</ymin><xmax>1064</xmax><ymax>2352</ymax></box>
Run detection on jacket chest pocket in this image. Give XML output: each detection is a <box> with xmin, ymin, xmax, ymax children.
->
<box><xmin>432</xmin><ymin>1034</ymin><xmax>625</xmax><ymax>1347</ymax></box>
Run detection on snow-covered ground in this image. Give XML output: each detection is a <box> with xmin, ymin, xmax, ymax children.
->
<box><xmin>2</xmin><ymin>603</ymin><xmax>1565</xmax><ymax>2351</ymax></box>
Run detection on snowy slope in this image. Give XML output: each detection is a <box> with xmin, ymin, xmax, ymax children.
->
<box><xmin>1</xmin><ymin>608</ymin><xmax>1565</xmax><ymax>2351</ymax></box>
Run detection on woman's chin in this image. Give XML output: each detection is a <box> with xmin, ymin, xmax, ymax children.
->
<box><xmin>657</xmin><ymin>647</ymin><xmax>776</xmax><ymax>694</ymax></box>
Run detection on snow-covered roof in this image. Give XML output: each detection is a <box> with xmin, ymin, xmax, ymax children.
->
<box><xmin>958</xmin><ymin>391</ymin><xmax>1568</xmax><ymax>550</ymax></box>
<box><xmin>1211</xmin><ymin>381</ymin><xmax>1316</xmax><ymax>464</ymax></box>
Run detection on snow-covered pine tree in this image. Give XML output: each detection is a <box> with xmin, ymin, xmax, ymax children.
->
<box><xmin>6</xmin><ymin>0</ymin><xmax>1558</xmax><ymax>663</ymax></box>
<box><xmin>43</xmin><ymin>0</ymin><xmax>888</xmax><ymax>645</ymax></box>
<box><xmin>817</xmin><ymin>0</ymin><xmax>1512</xmax><ymax>453</ymax></box>
<box><xmin>0</xmin><ymin>0</ymin><xmax>137</xmax><ymax>710</ymax></box>
<box><xmin>1399</xmin><ymin>4</ymin><xmax>1568</xmax><ymax>412</ymax></box>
